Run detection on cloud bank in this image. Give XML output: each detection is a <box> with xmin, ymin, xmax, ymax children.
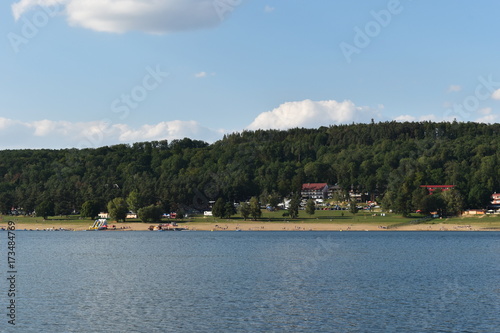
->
<box><xmin>393</xmin><ymin>114</ymin><xmax>438</xmax><ymax>122</ymax></box>
<box><xmin>247</xmin><ymin>99</ymin><xmax>382</xmax><ymax>130</ymax></box>
<box><xmin>0</xmin><ymin>99</ymin><xmax>386</xmax><ymax>149</ymax></box>
<box><xmin>12</xmin><ymin>0</ymin><xmax>239</xmax><ymax>33</ymax></box>
<box><xmin>2</xmin><ymin>99</ymin><xmax>469</xmax><ymax>149</ymax></box>
<box><xmin>0</xmin><ymin>118</ymin><xmax>225</xmax><ymax>149</ymax></box>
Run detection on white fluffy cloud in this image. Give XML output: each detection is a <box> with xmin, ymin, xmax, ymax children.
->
<box><xmin>478</xmin><ymin>107</ymin><xmax>492</xmax><ymax>115</ymax></box>
<box><xmin>475</xmin><ymin>107</ymin><xmax>498</xmax><ymax>123</ymax></box>
<box><xmin>247</xmin><ymin>99</ymin><xmax>382</xmax><ymax>130</ymax></box>
<box><xmin>394</xmin><ymin>114</ymin><xmax>438</xmax><ymax>122</ymax></box>
<box><xmin>0</xmin><ymin>118</ymin><xmax>225</xmax><ymax>149</ymax></box>
<box><xmin>12</xmin><ymin>0</ymin><xmax>63</xmax><ymax>20</ymax></box>
<box><xmin>393</xmin><ymin>115</ymin><xmax>416</xmax><ymax>122</ymax></box>
<box><xmin>264</xmin><ymin>5</ymin><xmax>275</xmax><ymax>13</ymax></box>
<box><xmin>115</xmin><ymin>120</ymin><xmax>223</xmax><ymax>143</ymax></box>
<box><xmin>12</xmin><ymin>0</ymin><xmax>239</xmax><ymax>33</ymax></box>
<box><xmin>492</xmin><ymin>89</ymin><xmax>500</xmax><ymax>100</ymax></box>
<box><xmin>476</xmin><ymin>114</ymin><xmax>498</xmax><ymax>123</ymax></box>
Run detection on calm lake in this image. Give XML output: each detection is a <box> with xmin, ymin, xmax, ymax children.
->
<box><xmin>1</xmin><ymin>231</ymin><xmax>500</xmax><ymax>332</ymax></box>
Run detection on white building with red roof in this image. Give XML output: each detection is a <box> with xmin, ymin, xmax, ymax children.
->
<box><xmin>301</xmin><ymin>183</ymin><xmax>329</xmax><ymax>200</ymax></box>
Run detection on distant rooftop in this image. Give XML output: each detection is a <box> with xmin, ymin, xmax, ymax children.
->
<box><xmin>420</xmin><ymin>185</ymin><xmax>455</xmax><ymax>194</ymax></box>
<box><xmin>302</xmin><ymin>183</ymin><xmax>328</xmax><ymax>191</ymax></box>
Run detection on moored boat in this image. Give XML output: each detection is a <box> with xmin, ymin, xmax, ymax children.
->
<box><xmin>148</xmin><ymin>223</ymin><xmax>186</xmax><ymax>231</ymax></box>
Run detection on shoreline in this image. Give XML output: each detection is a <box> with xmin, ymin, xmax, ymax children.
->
<box><xmin>4</xmin><ymin>221</ymin><xmax>499</xmax><ymax>232</ymax></box>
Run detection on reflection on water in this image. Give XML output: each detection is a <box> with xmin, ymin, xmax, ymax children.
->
<box><xmin>3</xmin><ymin>231</ymin><xmax>500</xmax><ymax>332</ymax></box>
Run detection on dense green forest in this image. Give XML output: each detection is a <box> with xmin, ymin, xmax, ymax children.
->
<box><xmin>0</xmin><ymin>121</ymin><xmax>499</xmax><ymax>216</ymax></box>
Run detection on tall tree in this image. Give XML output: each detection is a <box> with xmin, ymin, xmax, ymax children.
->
<box><xmin>305</xmin><ymin>199</ymin><xmax>316</xmax><ymax>216</ymax></box>
<box><xmin>393</xmin><ymin>181</ymin><xmax>415</xmax><ymax>217</ymax></box>
<box><xmin>107</xmin><ymin>198</ymin><xmax>128</xmax><ymax>222</ymax></box>
<box><xmin>468</xmin><ymin>185</ymin><xmax>491</xmax><ymax>209</ymax></box>
<box><xmin>126</xmin><ymin>190</ymin><xmax>145</xmax><ymax>213</ymax></box>
<box><xmin>442</xmin><ymin>188</ymin><xmax>464</xmax><ymax>216</ymax></box>
<box><xmin>223</xmin><ymin>202</ymin><xmax>236</xmax><ymax>218</ymax></box>
<box><xmin>0</xmin><ymin>183</ymin><xmax>14</xmax><ymax>215</ymax></box>
<box><xmin>212</xmin><ymin>198</ymin><xmax>226</xmax><ymax>218</ymax></box>
<box><xmin>419</xmin><ymin>193</ymin><xmax>445</xmax><ymax>216</ymax></box>
<box><xmin>288</xmin><ymin>195</ymin><xmax>300</xmax><ymax>219</ymax></box>
<box><xmin>138</xmin><ymin>205</ymin><xmax>163</xmax><ymax>223</ymax></box>
<box><xmin>412</xmin><ymin>187</ymin><xmax>428</xmax><ymax>213</ymax></box>
<box><xmin>249</xmin><ymin>196</ymin><xmax>262</xmax><ymax>220</ymax></box>
<box><xmin>239</xmin><ymin>202</ymin><xmax>251</xmax><ymax>220</ymax></box>
<box><xmin>36</xmin><ymin>200</ymin><xmax>55</xmax><ymax>220</ymax></box>
<box><xmin>81</xmin><ymin>200</ymin><xmax>100</xmax><ymax>220</ymax></box>
<box><xmin>349</xmin><ymin>199</ymin><xmax>359</xmax><ymax>216</ymax></box>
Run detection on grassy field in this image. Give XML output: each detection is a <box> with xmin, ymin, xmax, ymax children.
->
<box><xmin>186</xmin><ymin>209</ymin><xmax>417</xmax><ymax>225</ymax></box>
<box><xmin>191</xmin><ymin>210</ymin><xmax>500</xmax><ymax>229</ymax></box>
<box><xmin>3</xmin><ymin>210</ymin><xmax>500</xmax><ymax>230</ymax></box>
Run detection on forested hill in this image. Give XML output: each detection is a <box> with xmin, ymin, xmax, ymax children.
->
<box><xmin>0</xmin><ymin>121</ymin><xmax>499</xmax><ymax>215</ymax></box>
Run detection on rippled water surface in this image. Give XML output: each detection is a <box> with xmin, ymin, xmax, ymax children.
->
<box><xmin>2</xmin><ymin>231</ymin><xmax>500</xmax><ymax>332</ymax></box>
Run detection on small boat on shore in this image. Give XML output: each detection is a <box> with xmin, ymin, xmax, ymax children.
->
<box><xmin>148</xmin><ymin>223</ymin><xmax>186</xmax><ymax>231</ymax></box>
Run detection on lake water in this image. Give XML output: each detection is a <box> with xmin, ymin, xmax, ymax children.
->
<box><xmin>1</xmin><ymin>231</ymin><xmax>499</xmax><ymax>332</ymax></box>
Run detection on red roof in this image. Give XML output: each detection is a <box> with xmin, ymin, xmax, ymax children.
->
<box><xmin>420</xmin><ymin>185</ymin><xmax>455</xmax><ymax>188</ymax></box>
<box><xmin>420</xmin><ymin>185</ymin><xmax>455</xmax><ymax>194</ymax></box>
<box><xmin>302</xmin><ymin>183</ymin><xmax>328</xmax><ymax>191</ymax></box>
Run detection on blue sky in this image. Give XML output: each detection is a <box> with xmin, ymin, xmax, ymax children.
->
<box><xmin>2</xmin><ymin>0</ymin><xmax>500</xmax><ymax>149</ymax></box>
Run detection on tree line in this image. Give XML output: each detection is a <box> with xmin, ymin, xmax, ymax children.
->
<box><xmin>0</xmin><ymin>121</ymin><xmax>499</xmax><ymax>219</ymax></box>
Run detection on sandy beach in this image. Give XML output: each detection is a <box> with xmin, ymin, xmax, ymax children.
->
<box><xmin>6</xmin><ymin>221</ymin><xmax>493</xmax><ymax>232</ymax></box>
<box><xmin>168</xmin><ymin>222</ymin><xmax>485</xmax><ymax>231</ymax></box>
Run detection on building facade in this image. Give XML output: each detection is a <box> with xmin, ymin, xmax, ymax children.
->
<box><xmin>301</xmin><ymin>183</ymin><xmax>329</xmax><ymax>200</ymax></box>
